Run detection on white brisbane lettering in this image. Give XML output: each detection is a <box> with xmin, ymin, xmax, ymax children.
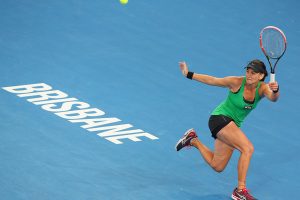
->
<box><xmin>2</xmin><ymin>83</ymin><xmax>159</xmax><ymax>144</ymax></box>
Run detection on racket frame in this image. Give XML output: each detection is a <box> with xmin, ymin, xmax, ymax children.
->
<box><xmin>259</xmin><ymin>26</ymin><xmax>287</xmax><ymax>82</ymax></box>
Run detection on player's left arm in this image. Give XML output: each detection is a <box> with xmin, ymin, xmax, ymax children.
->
<box><xmin>261</xmin><ymin>82</ymin><xmax>280</xmax><ymax>102</ymax></box>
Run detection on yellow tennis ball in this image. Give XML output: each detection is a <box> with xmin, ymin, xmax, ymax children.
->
<box><xmin>120</xmin><ymin>0</ymin><xmax>128</xmax><ymax>5</ymax></box>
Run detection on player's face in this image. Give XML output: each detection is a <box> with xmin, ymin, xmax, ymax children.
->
<box><xmin>246</xmin><ymin>68</ymin><xmax>264</xmax><ymax>84</ymax></box>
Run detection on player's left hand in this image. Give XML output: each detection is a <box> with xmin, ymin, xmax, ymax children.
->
<box><xmin>268</xmin><ymin>82</ymin><xmax>279</xmax><ymax>92</ymax></box>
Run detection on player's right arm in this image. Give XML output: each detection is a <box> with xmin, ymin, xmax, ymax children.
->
<box><xmin>179</xmin><ymin>61</ymin><xmax>241</xmax><ymax>90</ymax></box>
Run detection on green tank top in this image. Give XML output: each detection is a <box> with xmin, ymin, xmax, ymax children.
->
<box><xmin>211</xmin><ymin>77</ymin><xmax>262</xmax><ymax>127</ymax></box>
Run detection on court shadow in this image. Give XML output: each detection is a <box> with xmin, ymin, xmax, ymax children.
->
<box><xmin>197</xmin><ymin>194</ymin><xmax>230</xmax><ymax>200</ymax></box>
<box><xmin>175</xmin><ymin>191</ymin><xmax>230</xmax><ymax>200</ymax></box>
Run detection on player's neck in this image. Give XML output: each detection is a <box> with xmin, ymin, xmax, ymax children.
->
<box><xmin>245</xmin><ymin>82</ymin><xmax>258</xmax><ymax>90</ymax></box>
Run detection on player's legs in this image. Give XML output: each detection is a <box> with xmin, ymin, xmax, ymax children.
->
<box><xmin>191</xmin><ymin>138</ymin><xmax>234</xmax><ymax>172</ymax></box>
<box><xmin>216</xmin><ymin>121</ymin><xmax>254</xmax><ymax>190</ymax></box>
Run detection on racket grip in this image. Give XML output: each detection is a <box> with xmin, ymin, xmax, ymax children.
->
<box><xmin>270</xmin><ymin>73</ymin><xmax>275</xmax><ymax>83</ymax></box>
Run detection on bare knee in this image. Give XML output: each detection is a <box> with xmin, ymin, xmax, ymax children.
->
<box><xmin>241</xmin><ymin>143</ymin><xmax>254</xmax><ymax>156</ymax></box>
<box><xmin>211</xmin><ymin>163</ymin><xmax>225</xmax><ymax>173</ymax></box>
<box><xmin>213</xmin><ymin>166</ymin><xmax>224</xmax><ymax>173</ymax></box>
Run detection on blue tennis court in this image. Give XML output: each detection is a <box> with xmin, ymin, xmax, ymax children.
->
<box><xmin>1</xmin><ymin>1</ymin><xmax>300</xmax><ymax>199</ymax></box>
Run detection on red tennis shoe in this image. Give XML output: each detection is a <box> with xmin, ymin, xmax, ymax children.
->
<box><xmin>231</xmin><ymin>188</ymin><xmax>257</xmax><ymax>200</ymax></box>
<box><xmin>175</xmin><ymin>128</ymin><xmax>197</xmax><ymax>151</ymax></box>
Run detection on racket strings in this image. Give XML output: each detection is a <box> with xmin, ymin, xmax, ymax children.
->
<box><xmin>262</xmin><ymin>29</ymin><xmax>286</xmax><ymax>59</ymax></box>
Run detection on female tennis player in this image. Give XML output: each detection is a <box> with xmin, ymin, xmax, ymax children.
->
<box><xmin>175</xmin><ymin>60</ymin><xmax>279</xmax><ymax>200</ymax></box>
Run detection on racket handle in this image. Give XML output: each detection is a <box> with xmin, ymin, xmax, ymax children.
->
<box><xmin>270</xmin><ymin>73</ymin><xmax>276</xmax><ymax>83</ymax></box>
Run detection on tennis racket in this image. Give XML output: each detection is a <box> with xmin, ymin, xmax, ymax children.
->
<box><xmin>259</xmin><ymin>26</ymin><xmax>287</xmax><ymax>82</ymax></box>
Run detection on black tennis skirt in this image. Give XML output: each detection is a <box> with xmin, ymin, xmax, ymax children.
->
<box><xmin>208</xmin><ymin>115</ymin><xmax>233</xmax><ymax>139</ymax></box>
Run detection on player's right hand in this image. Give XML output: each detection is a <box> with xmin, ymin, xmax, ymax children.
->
<box><xmin>179</xmin><ymin>61</ymin><xmax>188</xmax><ymax>77</ymax></box>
